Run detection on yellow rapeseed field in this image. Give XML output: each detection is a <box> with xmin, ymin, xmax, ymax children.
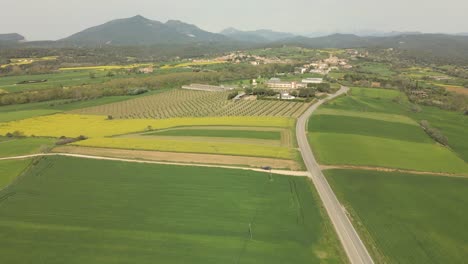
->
<box><xmin>58</xmin><ymin>64</ymin><xmax>153</xmax><ymax>71</ymax></box>
<box><xmin>0</xmin><ymin>114</ymin><xmax>294</xmax><ymax>138</ymax></box>
<box><xmin>74</xmin><ymin>137</ymin><xmax>293</xmax><ymax>159</ymax></box>
<box><xmin>0</xmin><ymin>56</ymin><xmax>58</xmax><ymax>68</ymax></box>
<box><xmin>161</xmin><ymin>61</ymin><xmax>225</xmax><ymax>69</ymax></box>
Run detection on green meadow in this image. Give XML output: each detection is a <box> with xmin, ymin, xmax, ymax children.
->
<box><xmin>309</xmin><ymin>87</ymin><xmax>468</xmax><ymax>174</ymax></box>
<box><xmin>309</xmin><ymin>132</ymin><xmax>467</xmax><ymax>174</ymax></box>
<box><xmin>326</xmin><ymin>169</ymin><xmax>468</xmax><ymax>264</ymax></box>
<box><xmin>147</xmin><ymin>129</ymin><xmax>282</xmax><ymax>140</ymax></box>
<box><xmin>0</xmin><ymin>159</ymin><xmax>31</xmax><ymax>189</ymax></box>
<box><xmin>0</xmin><ymin>137</ymin><xmax>55</xmax><ymax>157</ymax></box>
<box><xmin>0</xmin><ymin>156</ymin><xmax>345</xmax><ymax>264</ymax></box>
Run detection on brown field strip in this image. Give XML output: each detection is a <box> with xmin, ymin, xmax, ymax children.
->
<box><xmin>52</xmin><ymin>146</ymin><xmax>303</xmax><ymax>170</ymax></box>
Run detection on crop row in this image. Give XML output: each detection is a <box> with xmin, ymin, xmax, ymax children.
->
<box><xmin>72</xmin><ymin>89</ymin><xmax>310</xmax><ymax>119</ymax></box>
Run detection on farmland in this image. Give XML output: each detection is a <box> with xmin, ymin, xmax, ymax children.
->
<box><xmin>0</xmin><ymin>114</ymin><xmax>301</xmax><ymax>167</ymax></box>
<box><xmin>0</xmin><ymin>159</ymin><xmax>31</xmax><ymax>189</ymax></box>
<box><xmin>72</xmin><ymin>89</ymin><xmax>311</xmax><ymax>119</ymax></box>
<box><xmin>161</xmin><ymin>60</ymin><xmax>225</xmax><ymax>69</ymax></box>
<box><xmin>0</xmin><ymin>156</ymin><xmax>346</xmax><ymax>263</ymax></box>
<box><xmin>73</xmin><ymin>137</ymin><xmax>295</xmax><ymax>159</ymax></box>
<box><xmin>0</xmin><ymin>70</ymin><xmax>117</xmax><ymax>92</ymax></box>
<box><xmin>147</xmin><ymin>128</ymin><xmax>282</xmax><ymax>140</ymax></box>
<box><xmin>326</xmin><ymin>169</ymin><xmax>468</xmax><ymax>264</ymax></box>
<box><xmin>0</xmin><ymin>137</ymin><xmax>55</xmax><ymax>157</ymax></box>
<box><xmin>0</xmin><ymin>114</ymin><xmax>294</xmax><ymax>138</ymax></box>
<box><xmin>0</xmin><ymin>89</ymin><xmax>168</xmax><ymax>122</ymax></box>
<box><xmin>59</xmin><ymin>63</ymin><xmax>153</xmax><ymax>71</ymax></box>
<box><xmin>0</xmin><ymin>56</ymin><xmax>58</xmax><ymax>68</ymax></box>
<box><xmin>308</xmin><ymin>87</ymin><xmax>468</xmax><ymax>174</ymax></box>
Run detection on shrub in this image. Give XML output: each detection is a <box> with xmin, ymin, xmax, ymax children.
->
<box><xmin>420</xmin><ymin>120</ymin><xmax>448</xmax><ymax>146</ymax></box>
<box><xmin>227</xmin><ymin>91</ymin><xmax>239</xmax><ymax>100</ymax></box>
<box><xmin>410</xmin><ymin>104</ymin><xmax>422</xmax><ymax>113</ymax></box>
<box><xmin>56</xmin><ymin>135</ymin><xmax>88</xmax><ymax>145</ymax></box>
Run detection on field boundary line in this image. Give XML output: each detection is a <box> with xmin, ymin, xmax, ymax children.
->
<box><xmin>320</xmin><ymin>165</ymin><xmax>468</xmax><ymax>178</ymax></box>
<box><xmin>0</xmin><ymin>153</ymin><xmax>309</xmax><ymax>177</ymax></box>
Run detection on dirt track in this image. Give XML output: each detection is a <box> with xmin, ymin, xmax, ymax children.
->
<box><xmin>0</xmin><ymin>152</ymin><xmax>309</xmax><ymax>177</ymax></box>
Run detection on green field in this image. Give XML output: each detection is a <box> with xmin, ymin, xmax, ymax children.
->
<box><xmin>0</xmin><ymin>71</ymin><xmax>114</xmax><ymax>92</ymax></box>
<box><xmin>0</xmin><ymin>159</ymin><xmax>31</xmax><ymax>189</ymax></box>
<box><xmin>309</xmin><ymin>87</ymin><xmax>468</xmax><ymax>174</ymax></box>
<box><xmin>326</xmin><ymin>169</ymin><xmax>468</xmax><ymax>263</ymax></box>
<box><xmin>309</xmin><ymin>133</ymin><xmax>467</xmax><ymax>174</ymax></box>
<box><xmin>309</xmin><ymin>115</ymin><xmax>430</xmax><ymax>143</ymax></box>
<box><xmin>354</xmin><ymin>62</ymin><xmax>397</xmax><ymax>77</ymax></box>
<box><xmin>409</xmin><ymin>106</ymin><xmax>468</xmax><ymax>162</ymax></box>
<box><xmin>147</xmin><ymin>128</ymin><xmax>282</xmax><ymax>140</ymax></box>
<box><xmin>0</xmin><ymin>156</ymin><xmax>345</xmax><ymax>263</ymax></box>
<box><xmin>0</xmin><ymin>137</ymin><xmax>55</xmax><ymax>157</ymax></box>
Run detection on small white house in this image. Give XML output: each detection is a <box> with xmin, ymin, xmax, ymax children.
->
<box><xmin>277</xmin><ymin>92</ymin><xmax>296</xmax><ymax>100</ymax></box>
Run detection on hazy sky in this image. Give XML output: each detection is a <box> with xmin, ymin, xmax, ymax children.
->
<box><xmin>2</xmin><ymin>0</ymin><xmax>467</xmax><ymax>40</ymax></box>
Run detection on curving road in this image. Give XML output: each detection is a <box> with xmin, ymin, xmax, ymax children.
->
<box><xmin>296</xmin><ymin>86</ymin><xmax>374</xmax><ymax>264</ymax></box>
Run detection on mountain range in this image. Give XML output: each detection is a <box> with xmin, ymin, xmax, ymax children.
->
<box><xmin>220</xmin><ymin>28</ymin><xmax>295</xmax><ymax>43</ymax></box>
<box><xmin>61</xmin><ymin>15</ymin><xmax>228</xmax><ymax>45</ymax></box>
<box><xmin>2</xmin><ymin>15</ymin><xmax>468</xmax><ymax>64</ymax></box>
<box><xmin>0</xmin><ymin>33</ymin><xmax>25</xmax><ymax>42</ymax></box>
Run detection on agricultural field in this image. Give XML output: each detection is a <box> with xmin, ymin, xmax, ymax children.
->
<box><xmin>0</xmin><ymin>137</ymin><xmax>55</xmax><ymax>158</ymax></box>
<box><xmin>0</xmin><ymin>70</ymin><xmax>117</xmax><ymax>92</ymax></box>
<box><xmin>0</xmin><ymin>114</ymin><xmax>293</xmax><ymax>138</ymax></box>
<box><xmin>0</xmin><ymin>159</ymin><xmax>31</xmax><ymax>189</ymax></box>
<box><xmin>0</xmin><ymin>94</ymin><xmax>154</xmax><ymax>122</ymax></box>
<box><xmin>59</xmin><ymin>63</ymin><xmax>153</xmax><ymax>71</ymax></box>
<box><xmin>0</xmin><ymin>56</ymin><xmax>58</xmax><ymax>68</ymax></box>
<box><xmin>147</xmin><ymin>128</ymin><xmax>282</xmax><ymax>140</ymax></box>
<box><xmin>74</xmin><ymin>137</ymin><xmax>295</xmax><ymax>159</ymax></box>
<box><xmin>308</xmin><ymin>87</ymin><xmax>468</xmax><ymax>174</ymax></box>
<box><xmin>326</xmin><ymin>169</ymin><xmax>468</xmax><ymax>264</ymax></box>
<box><xmin>160</xmin><ymin>60</ymin><xmax>225</xmax><ymax>69</ymax></box>
<box><xmin>0</xmin><ymin>114</ymin><xmax>301</xmax><ymax>167</ymax></box>
<box><xmin>72</xmin><ymin>89</ymin><xmax>311</xmax><ymax>119</ymax></box>
<box><xmin>0</xmin><ymin>156</ymin><xmax>346</xmax><ymax>263</ymax></box>
<box><xmin>353</xmin><ymin>62</ymin><xmax>398</xmax><ymax>77</ymax></box>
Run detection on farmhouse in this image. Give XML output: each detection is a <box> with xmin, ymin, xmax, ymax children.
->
<box><xmin>277</xmin><ymin>92</ymin><xmax>296</xmax><ymax>100</ymax></box>
<box><xmin>138</xmin><ymin>67</ymin><xmax>154</xmax><ymax>74</ymax></box>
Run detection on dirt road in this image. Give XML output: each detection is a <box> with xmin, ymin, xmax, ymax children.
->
<box><xmin>0</xmin><ymin>153</ymin><xmax>309</xmax><ymax>177</ymax></box>
<box><xmin>296</xmin><ymin>86</ymin><xmax>374</xmax><ymax>264</ymax></box>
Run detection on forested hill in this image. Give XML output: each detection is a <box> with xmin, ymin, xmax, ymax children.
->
<box><xmin>60</xmin><ymin>15</ymin><xmax>229</xmax><ymax>46</ymax></box>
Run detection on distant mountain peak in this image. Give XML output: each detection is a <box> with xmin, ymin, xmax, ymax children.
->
<box><xmin>0</xmin><ymin>33</ymin><xmax>25</xmax><ymax>42</ymax></box>
<box><xmin>220</xmin><ymin>28</ymin><xmax>296</xmax><ymax>43</ymax></box>
<box><xmin>60</xmin><ymin>16</ymin><xmax>227</xmax><ymax>46</ymax></box>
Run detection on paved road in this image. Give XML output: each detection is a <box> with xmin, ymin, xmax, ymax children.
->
<box><xmin>0</xmin><ymin>153</ymin><xmax>309</xmax><ymax>177</ymax></box>
<box><xmin>296</xmin><ymin>86</ymin><xmax>374</xmax><ymax>264</ymax></box>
